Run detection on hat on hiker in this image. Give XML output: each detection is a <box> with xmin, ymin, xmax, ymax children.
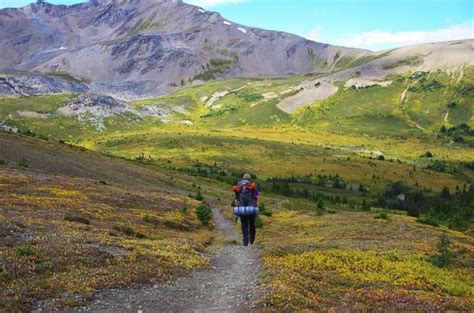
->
<box><xmin>243</xmin><ymin>173</ymin><xmax>251</xmax><ymax>180</ymax></box>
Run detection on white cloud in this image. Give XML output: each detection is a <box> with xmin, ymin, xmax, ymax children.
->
<box><xmin>335</xmin><ymin>20</ymin><xmax>474</xmax><ymax>51</ymax></box>
<box><xmin>304</xmin><ymin>27</ymin><xmax>325</xmax><ymax>43</ymax></box>
<box><xmin>184</xmin><ymin>0</ymin><xmax>245</xmax><ymax>7</ymax></box>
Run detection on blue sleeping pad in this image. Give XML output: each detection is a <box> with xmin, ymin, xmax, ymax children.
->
<box><xmin>233</xmin><ymin>206</ymin><xmax>259</xmax><ymax>216</ymax></box>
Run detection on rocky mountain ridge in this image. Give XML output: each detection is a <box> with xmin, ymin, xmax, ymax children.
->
<box><xmin>0</xmin><ymin>72</ymin><xmax>88</xmax><ymax>97</ymax></box>
<box><xmin>0</xmin><ymin>0</ymin><xmax>365</xmax><ymax>98</ymax></box>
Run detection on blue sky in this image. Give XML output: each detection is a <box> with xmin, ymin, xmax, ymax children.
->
<box><xmin>1</xmin><ymin>0</ymin><xmax>472</xmax><ymax>50</ymax></box>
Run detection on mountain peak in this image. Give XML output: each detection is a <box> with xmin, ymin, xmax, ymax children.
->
<box><xmin>90</xmin><ymin>0</ymin><xmax>182</xmax><ymax>5</ymax></box>
<box><xmin>0</xmin><ymin>0</ymin><xmax>365</xmax><ymax>98</ymax></box>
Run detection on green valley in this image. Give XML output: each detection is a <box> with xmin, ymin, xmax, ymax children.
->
<box><xmin>0</xmin><ymin>3</ymin><xmax>472</xmax><ymax>308</ymax></box>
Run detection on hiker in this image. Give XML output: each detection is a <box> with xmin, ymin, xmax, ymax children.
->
<box><xmin>232</xmin><ymin>173</ymin><xmax>259</xmax><ymax>246</ymax></box>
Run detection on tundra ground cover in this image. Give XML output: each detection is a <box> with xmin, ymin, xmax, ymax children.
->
<box><xmin>0</xmin><ymin>67</ymin><xmax>472</xmax><ymax>311</ymax></box>
<box><xmin>0</xmin><ymin>133</ymin><xmax>216</xmax><ymax>312</ymax></box>
<box><xmin>258</xmin><ymin>206</ymin><xmax>474</xmax><ymax>311</ymax></box>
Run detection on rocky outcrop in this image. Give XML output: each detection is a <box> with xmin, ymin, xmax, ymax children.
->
<box><xmin>57</xmin><ymin>94</ymin><xmax>171</xmax><ymax>131</ymax></box>
<box><xmin>58</xmin><ymin>94</ymin><xmax>131</xmax><ymax>118</ymax></box>
<box><xmin>0</xmin><ymin>73</ymin><xmax>88</xmax><ymax>97</ymax></box>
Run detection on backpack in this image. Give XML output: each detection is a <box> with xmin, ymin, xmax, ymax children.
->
<box><xmin>238</xmin><ymin>184</ymin><xmax>253</xmax><ymax>207</ymax></box>
<box><xmin>233</xmin><ymin>180</ymin><xmax>259</xmax><ymax>216</ymax></box>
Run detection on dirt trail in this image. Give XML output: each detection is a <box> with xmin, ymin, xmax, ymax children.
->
<box><xmin>399</xmin><ymin>84</ymin><xmax>425</xmax><ymax>131</ymax></box>
<box><xmin>444</xmin><ymin>109</ymin><xmax>450</xmax><ymax>123</ymax></box>
<box><xmin>69</xmin><ymin>208</ymin><xmax>261</xmax><ymax>313</ymax></box>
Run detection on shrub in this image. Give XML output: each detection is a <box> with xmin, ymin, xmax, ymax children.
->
<box><xmin>440</xmin><ymin>186</ymin><xmax>451</xmax><ymax>199</ymax></box>
<box><xmin>260</xmin><ymin>202</ymin><xmax>273</xmax><ymax>217</ymax></box>
<box><xmin>427</xmin><ymin>160</ymin><xmax>447</xmax><ymax>172</ymax></box>
<box><xmin>194</xmin><ymin>190</ymin><xmax>204</xmax><ymax>201</ymax></box>
<box><xmin>143</xmin><ymin>214</ymin><xmax>151</xmax><ymax>223</ymax></box>
<box><xmin>64</xmin><ymin>215</ymin><xmax>91</xmax><ymax>225</ymax></box>
<box><xmin>113</xmin><ymin>225</ymin><xmax>147</xmax><ymax>238</ymax></box>
<box><xmin>255</xmin><ymin>216</ymin><xmax>263</xmax><ymax>228</ymax></box>
<box><xmin>237</xmin><ymin>91</ymin><xmax>264</xmax><ymax>102</ymax></box>
<box><xmin>360</xmin><ymin>199</ymin><xmax>371</xmax><ymax>211</ymax></box>
<box><xmin>454</xmin><ymin>136</ymin><xmax>464</xmax><ymax>143</ymax></box>
<box><xmin>16</xmin><ymin>245</ymin><xmax>35</xmax><ymax>256</ymax></box>
<box><xmin>315</xmin><ymin>199</ymin><xmax>325</xmax><ymax>215</ymax></box>
<box><xmin>17</xmin><ymin>157</ymin><xmax>29</xmax><ymax>168</ymax></box>
<box><xmin>429</xmin><ymin>232</ymin><xmax>454</xmax><ymax>267</ymax></box>
<box><xmin>135</xmin><ymin>153</ymin><xmax>146</xmax><ymax>161</ymax></box>
<box><xmin>447</xmin><ymin>102</ymin><xmax>457</xmax><ymax>109</ymax></box>
<box><xmin>407</xmin><ymin>206</ymin><xmax>420</xmax><ymax>217</ymax></box>
<box><xmin>374</xmin><ymin>210</ymin><xmax>389</xmax><ymax>220</ymax></box>
<box><xmin>195</xmin><ymin>201</ymin><xmax>212</xmax><ymax>225</ymax></box>
<box><xmin>416</xmin><ymin>215</ymin><xmax>440</xmax><ymax>227</ymax></box>
<box><xmin>0</xmin><ymin>159</ymin><xmax>7</xmax><ymax>165</ymax></box>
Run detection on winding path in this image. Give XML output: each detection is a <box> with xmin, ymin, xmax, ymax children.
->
<box><xmin>70</xmin><ymin>208</ymin><xmax>261</xmax><ymax>313</ymax></box>
<box><xmin>444</xmin><ymin>109</ymin><xmax>450</xmax><ymax>123</ymax></box>
<box><xmin>399</xmin><ymin>84</ymin><xmax>425</xmax><ymax>131</ymax></box>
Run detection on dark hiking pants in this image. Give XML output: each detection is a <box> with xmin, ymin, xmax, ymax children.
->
<box><xmin>240</xmin><ymin>215</ymin><xmax>256</xmax><ymax>246</ymax></box>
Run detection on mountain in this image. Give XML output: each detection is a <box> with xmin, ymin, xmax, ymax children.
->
<box><xmin>0</xmin><ymin>0</ymin><xmax>366</xmax><ymax>99</ymax></box>
<box><xmin>279</xmin><ymin>39</ymin><xmax>474</xmax><ymax>112</ymax></box>
<box><xmin>1</xmin><ymin>2</ymin><xmax>473</xmax><ymax>312</ymax></box>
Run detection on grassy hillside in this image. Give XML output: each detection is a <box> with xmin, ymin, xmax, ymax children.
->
<box><xmin>0</xmin><ymin>65</ymin><xmax>472</xmax><ymax>310</ymax></box>
<box><xmin>1</xmin><ymin>130</ymin><xmax>472</xmax><ymax>311</ymax></box>
<box><xmin>0</xmin><ymin>131</ymin><xmax>221</xmax><ymax>312</ymax></box>
<box><xmin>2</xmin><ymin>67</ymin><xmax>472</xmax><ymax>139</ymax></box>
<box><xmin>295</xmin><ymin>68</ymin><xmax>473</xmax><ymax>136</ymax></box>
<box><xmin>258</xmin><ymin>203</ymin><xmax>474</xmax><ymax>311</ymax></box>
<box><xmin>0</xmin><ymin>68</ymin><xmax>472</xmax><ymax>230</ymax></box>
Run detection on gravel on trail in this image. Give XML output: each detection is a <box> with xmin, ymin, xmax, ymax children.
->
<box><xmin>68</xmin><ymin>207</ymin><xmax>262</xmax><ymax>313</ymax></box>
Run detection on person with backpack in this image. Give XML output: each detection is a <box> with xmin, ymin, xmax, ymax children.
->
<box><xmin>232</xmin><ymin>173</ymin><xmax>259</xmax><ymax>246</ymax></box>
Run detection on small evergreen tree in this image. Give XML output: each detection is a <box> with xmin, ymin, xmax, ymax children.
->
<box><xmin>260</xmin><ymin>202</ymin><xmax>273</xmax><ymax>217</ymax></box>
<box><xmin>195</xmin><ymin>201</ymin><xmax>212</xmax><ymax>225</ymax></box>
<box><xmin>194</xmin><ymin>190</ymin><xmax>204</xmax><ymax>201</ymax></box>
<box><xmin>407</xmin><ymin>206</ymin><xmax>420</xmax><ymax>217</ymax></box>
<box><xmin>430</xmin><ymin>232</ymin><xmax>454</xmax><ymax>267</ymax></box>
<box><xmin>440</xmin><ymin>186</ymin><xmax>451</xmax><ymax>199</ymax></box>
<box><xmin>316</xmin><ymin>198</ymin><xmax>325</xmax><ymax>215</ymax></box>
<box><xmin>17</xmin><ymin>157</ymin><xmax>29</xmax><ymax>168</ymax></box>
<box><xmin>360</xmin><ymin>199</ymin><xmax>370</xmax><ymax>211</ymax></box>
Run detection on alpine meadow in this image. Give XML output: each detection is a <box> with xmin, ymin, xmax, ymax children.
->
<box><xmin>0</xmin><ymin>0</ymin><xmax>473</xmax><ymax>312</ymax></box>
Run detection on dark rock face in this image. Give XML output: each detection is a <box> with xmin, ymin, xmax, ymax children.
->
<box><xmin>67</xmin><ymin>94</ymin><xmax>127</xmax><ymax>111</ymax></box>
<box><xmin>0</xmin><ymin>0</ymin><xmax>366</xmax><ymax>98</ymax></box>
<box><xmin>0</xmin><ymin>73</ymin><xmax>88</xmax><ymax>97</ymax></box>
